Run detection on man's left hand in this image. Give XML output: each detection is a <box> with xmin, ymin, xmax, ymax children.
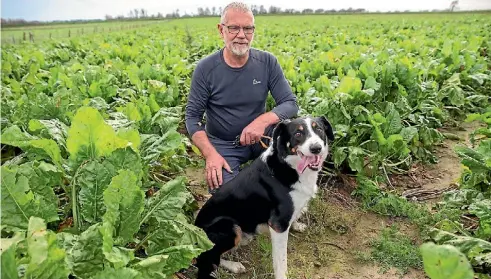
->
<box><xmin>240</xmin><ymin>119</ymin><xmax>267</xmax><ymax>146</ymax></box>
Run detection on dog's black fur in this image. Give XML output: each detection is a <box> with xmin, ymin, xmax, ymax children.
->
<box><xmin>194</xmin><ymin>116</ymin><xmax>334</xmax><ymax>279</ymax></box>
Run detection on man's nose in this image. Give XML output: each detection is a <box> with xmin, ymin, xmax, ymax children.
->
<box><xmin>237</xmin><ymin>28</ymin><xmax>246</xmax><ymax>37</ymax></box>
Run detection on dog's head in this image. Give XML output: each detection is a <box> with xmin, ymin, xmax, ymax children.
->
<box><xmin>271</xmin><ymin>115</ymin><xmax>334</xmax><ymax>175</ymax></box>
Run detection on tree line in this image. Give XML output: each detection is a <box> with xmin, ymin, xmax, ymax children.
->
<box><xmin>1</xmin><ymin>3</ymin><xmax>474</xmax><ymax>28</ymax></box>
<box><xmin>0</xmin><ymin>6</ymin><xmax>368</xmax><ymax>27</ymax></box>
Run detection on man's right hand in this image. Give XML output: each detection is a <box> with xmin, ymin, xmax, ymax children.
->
<box><xmin>205</xmin><ymin>151</ymin><xmax>232</xmax><ymax>189</ymax></box>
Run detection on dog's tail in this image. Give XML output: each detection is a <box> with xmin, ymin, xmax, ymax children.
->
<box><xmin>195</xmin><ymin>216</ymin><xmax>242</xmax><ymax>279</ymax></box>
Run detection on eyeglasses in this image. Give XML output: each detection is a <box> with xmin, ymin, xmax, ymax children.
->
<box><xmin>221</xmin><ymin>24</ymin><xmax>255</xmax><ymax>34</ymax></box>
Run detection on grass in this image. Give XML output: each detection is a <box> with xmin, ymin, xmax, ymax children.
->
<box><xmin>368</xmin><ymin>225</ymin><xmax>423</xmax><ymax>275</ymax></box>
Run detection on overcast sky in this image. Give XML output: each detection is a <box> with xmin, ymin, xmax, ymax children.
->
<box><xmin>2</xmin><ymin>0</ymin><xmax>491</xmax><ymax>21</ymax></box>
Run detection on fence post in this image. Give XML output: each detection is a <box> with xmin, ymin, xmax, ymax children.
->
<box><xmin>23</xmin><ymin>32</ymin><xmax>26</xmax><ymax>41</ymax></box>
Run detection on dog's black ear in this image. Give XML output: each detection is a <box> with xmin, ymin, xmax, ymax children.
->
<box><xmin>272</xmin><ymin>120</ymin><xmax>290</xmax><ymax>156</ymax></box>
<box><xmin>317</xmin><ymin>116</ymin><xmax>334</xmax><ymax>141</ymax></box>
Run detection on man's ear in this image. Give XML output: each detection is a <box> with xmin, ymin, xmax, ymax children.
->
<box><xmin>217</xmin><ymin>23</ymin><xmax>224</xmax><ymax>37</ymax></box>
<box><xmin>317</xmin><ymin>116</ymin><xmax>334</xmax><ymax>141</ymax></box>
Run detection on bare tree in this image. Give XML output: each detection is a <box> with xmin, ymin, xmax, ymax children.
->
<box><xmin>259</xmin><ymin>5</ymin><xmax>267</xmax><ymax>14</ymax></box>
<box><xmin>450</xmin><ymin>0</ymin><xmax>458</xmax><ymax>12</ymax></box>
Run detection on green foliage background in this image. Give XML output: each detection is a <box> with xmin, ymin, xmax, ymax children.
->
<box><xmin>1</xmin><ymin>13</ymin><xmax>490</xmax><ymax>278</ymax></box>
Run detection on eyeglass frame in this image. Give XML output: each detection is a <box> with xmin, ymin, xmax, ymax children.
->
<box><xmin>221</xmin><ymin>24</ymin><xmax>255</xmax><ymax>35</ymax></box>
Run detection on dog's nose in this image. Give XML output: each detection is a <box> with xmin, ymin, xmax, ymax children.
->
<box><xmin>310</xmin><ymin>143</ymin><xmax>322</xmax><ymax>154</ymax></box>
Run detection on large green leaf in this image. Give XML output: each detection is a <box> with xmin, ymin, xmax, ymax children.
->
<box><xmin>336</xmin><ymin>76</ymin><xmax>362</xmax><ymax>94</ymax></box>
<box><xmin>429</xmin><ymin>228</ymin><xmax>491</xmax><ymax>271</ymax></box>
<box><xmin>28</xmin><ymin>118</ymin><xmax>69</xmax><ymax>153</ymax></box>
<box><xmin>383</xmin><ymin>103</ymin><xmax>402</xmax><ymax>135</ymax></box>
<box><xmin>1</xmin><ymin>125</ymin><xmax>62</xmax><ymax>167</ymax></box>
<box><xmin>57</xmin><ymin>224</ymin><xmax>105</xmax><ymax>278</ymax></box>
<box><xmin>24</xmin><ymin>217</ymin><xmax>71</xmax><ymax>279</ymax></box>
<box><xmin>140</xmin><ymin>176</ymin><xmax>190</xmax><ymax>225</ymax></box>
<box><xmin>16</xmin><ymin>161</ymin><xmax>61</xmax><ymax>214</ymax></box>
<box><xmin>77</xmin><ymin>160</ymin><xmax>113</xmax><ymax>224</ymax></box>
<box><xmin>132</xmin><ymin>254</ymin><xmax>170</xmax><ymax>279</ymax></box>
<box><xmin>66</xmin><ymin>106</ymin><xmax>131</xmax><ymax>164</ymax></box>
<box><xmin>92</xmin><ymin>267</ymin><xmax>141</xmax><ymax>279</ymax></box>
<box><xmin>100</xmin><ymin>170</ymin><xmax>144</xmax><ymax>267</ymax></box>
<box><xmin>1</xmin><ymin>166</ymin><xmax>59</xmax><ymax>230</ymax></box>
<box><xmin>455</xmin><ymin>145</ymin><xmax>489</xmax><ymax>173</ymax></box>
<box><xmin>420</xmin><ymin>242</ymin><xmax>474</xmax><ymax>279</ymax></box>
<box><xmin>1</xmin><ymin>231</ymin><xmax>24</xmax><ymax>279</ymax></box>
<box><xmin>469</xmin><ymin>200</ymin><xmax>491</xmax><ymax>239</ymax></box>
<box><xmin>146</xmin><ymin>213</ymin><xmax>213</xmax><ymax>256</ymax></box>
<box><xmin>77</xmin><ymin>147</ymin><xmax>143</xmax><ymax>224</ymax></box>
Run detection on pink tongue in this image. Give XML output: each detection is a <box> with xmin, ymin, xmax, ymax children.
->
<box><xmin>297</xmin><ymin>156</ymin><xmax>317</xmax><ymax>174</ymax></box>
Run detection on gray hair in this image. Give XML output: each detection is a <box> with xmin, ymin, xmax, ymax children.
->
<box><xmin>220</xmin><ymin>2</ymin><xmax>253</xmax><ymax>24</ymax></box>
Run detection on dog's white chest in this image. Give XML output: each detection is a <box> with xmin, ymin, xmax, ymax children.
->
<box><xmin>289</xmin><ymin>172</ymin><xmax>318</xmax><ymax>220</ymax></box>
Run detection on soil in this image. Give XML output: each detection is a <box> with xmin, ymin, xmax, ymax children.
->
<box><xmin>180</xmin><ymin>121</ymin><xmax>480</xmax><ymax>279</ymax></box>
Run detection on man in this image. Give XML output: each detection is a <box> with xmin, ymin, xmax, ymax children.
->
<box><xmin>185</xmin><ymin>2</ymin><xmax>298</xmax><ymax>193</ymax></box>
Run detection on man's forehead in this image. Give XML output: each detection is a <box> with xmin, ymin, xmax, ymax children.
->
<box><xmin>223</xmin><ymin>9</ymin><xmax>254</xmax><ymax>25</ymax></box>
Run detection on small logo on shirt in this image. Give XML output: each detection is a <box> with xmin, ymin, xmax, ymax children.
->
<box><xmin>253</xmin><ymin>79</ymin><xmax>261</xmax><ymax>85</ymax></box>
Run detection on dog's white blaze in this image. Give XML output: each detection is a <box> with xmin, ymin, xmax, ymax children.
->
<box><xmin>297</xmin><ymin>118</ymin><xmax>327</xmax><ymax>156</ymax></box>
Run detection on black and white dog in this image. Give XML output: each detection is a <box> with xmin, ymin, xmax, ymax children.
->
<box><xmin>194</xmin><ymin>116</ymin><xmax>334</xmax><ymax>279</ymax></box>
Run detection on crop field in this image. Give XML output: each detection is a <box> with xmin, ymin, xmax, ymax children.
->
<box><xmin>1</xmin><ymin>12</ymin><xmax>491</xmax><ymax>279</ymax></box>
<box><xmin>1</xmin><ymin>20</ymin><xmax>164</xmax><ymax>44</ymax></box>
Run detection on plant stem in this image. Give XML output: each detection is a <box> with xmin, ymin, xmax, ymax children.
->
<box><xmin>134</xmin><ymin>231</ymin><xmax>157</xmax><ymax>252</ymax></box>
<box><xmin>71</xmin><ymin>160</ymin><xmax>88</xmax><ymax>233</ymax></box>
<box><xmin>382</xmin><ymin>163</ymin><xmax>394</xmax><ymax>189</ymax></box>
<box><xmin>71</xmin><ymin>176</ymin><xmax>79</xmax><ymax>233</ymax></box>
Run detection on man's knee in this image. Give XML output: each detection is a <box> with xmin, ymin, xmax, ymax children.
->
<box><xmin>222</xmin><ymin>169</ymin><xmax>238</xmax><ymax>185</ymax></box>
<box><xmin>208</xmin><ymin>161</ymin><xmax>240</xmax><ymax>195</ymax></box>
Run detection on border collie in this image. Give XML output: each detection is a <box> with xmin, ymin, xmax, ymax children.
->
<box><xmin>194</xmin><ymin>116</ymin><xmax>334</xmax><ymax>279</ymax></box>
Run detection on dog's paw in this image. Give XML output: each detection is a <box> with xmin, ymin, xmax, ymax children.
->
<box><xmin>220</xmin><ymin>259</ymin><xmax>246</xmax><ymax>274</ymax></box>
<box><xmin>291</xmin><ymin>221</ymin><xmax>307</xmax><ymax>232</ymax></box>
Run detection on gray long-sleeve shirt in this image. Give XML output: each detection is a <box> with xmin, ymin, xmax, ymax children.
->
<box><xmin>185</xmin><ymin>48</ymin><xmax>299</xmax><ymax>141</ymax></box>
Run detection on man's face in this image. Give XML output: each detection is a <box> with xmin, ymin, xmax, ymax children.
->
<box><xmin>218</xmin><ymin>9</ymin><xmax>255</xmax><ymax>57</ymax></box>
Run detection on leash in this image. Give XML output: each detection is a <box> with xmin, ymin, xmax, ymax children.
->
<box><xmin>234</xmin><ymin>135</ymin><xmax>272</xmax><ymax>148</ymax></box>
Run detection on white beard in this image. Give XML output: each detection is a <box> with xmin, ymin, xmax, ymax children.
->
<box><xmin>230</xmin><ymin>42</ymin><xmax>250</xmax><ymax>56</ymax></box>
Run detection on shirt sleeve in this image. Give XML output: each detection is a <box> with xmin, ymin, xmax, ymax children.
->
<box><xmin>185</xmin><ymin>63</ymin><xmax>209</xmax><ymax>138</ymax></box>
<box><xmin>267</xmin><ymin>54</ymin><xmax>299</xmax><ymax>120</ymax></box>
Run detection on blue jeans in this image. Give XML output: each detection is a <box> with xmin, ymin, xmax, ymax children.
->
<box><xmin>207</xmin><ymin>124</ymin><xmax>275</xmax><ymax>194</ymax></box>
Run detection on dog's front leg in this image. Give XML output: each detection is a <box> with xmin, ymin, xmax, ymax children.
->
<box><xmin>270</xmin><ymin>226</ymin><xmax>289</xmax><ymax>279</ymax></box>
